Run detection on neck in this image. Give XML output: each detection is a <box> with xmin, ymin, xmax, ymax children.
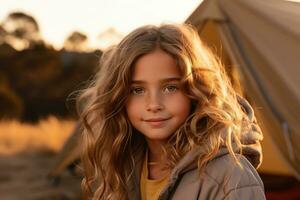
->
<box><xmin>146</xmin><ymin>139</ymin><xmax>166</xmax><ymax>163</ymax></box>
<box><xmin>146</xmin><ymin>139</ymin><xmax>170</xmax><ymax>180</ymax></box>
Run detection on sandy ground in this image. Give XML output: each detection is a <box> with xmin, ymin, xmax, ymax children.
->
<box><xmin>0</xmin><ymin>151</ymin><xmax>82</xmax><ymax>200</ymax></box>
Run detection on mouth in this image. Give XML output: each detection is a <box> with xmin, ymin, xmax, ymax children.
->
<box><xmin>144</xmin><ymin>117</ymin><xmax>170</xmax><ymax>122</ymax></box>
<box><xmin>143</xmin><ymin>117</ymin><xmax>171</xmax><ymax>127</ymax></box>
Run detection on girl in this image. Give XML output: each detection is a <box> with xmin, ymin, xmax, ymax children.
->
<box><xmin>78</xmin><ymin>23</ymin><xmax>266</xmax><ymax>200</ymax></box>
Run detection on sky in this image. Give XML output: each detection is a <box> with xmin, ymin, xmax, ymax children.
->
<box><xmin>0</xmin><ymin>0</ymin><xmax>202</xmax><ymax>49</ymax></box>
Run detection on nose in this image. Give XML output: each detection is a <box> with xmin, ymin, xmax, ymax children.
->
<box><xmin>146</xmin><ymin>91</ymin><xmax>164</xmax><ymax>112</ymax></box>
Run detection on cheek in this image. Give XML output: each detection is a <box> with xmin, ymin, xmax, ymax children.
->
<box><xmin>170</xmin><ymin>95</ymin><xmax>191</xmax><ymax>119</ymax></box>
<box><xmin>125</xmin><ymin>98</ymin><xmax>140</xmax><ymax>121</ymax></box>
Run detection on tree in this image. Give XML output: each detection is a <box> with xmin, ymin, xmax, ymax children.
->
<box><xmin>63</xmin><ymin>31</ymin><xmax>88</xmax><ymax>52</ymax></box>
<box><xmin>1</xmin><ymin>11</ymin><xmax>42</xmax><ymax>50</ymax></box>
<box><xmin>0</xmin><ymin>25</ymin><xmax>7</xmax><ymax>43</ymax></box>
<box><xmin>97</xmin><ymin>27</ymin><xmax>123</xmax><ymax>50</ymax></box>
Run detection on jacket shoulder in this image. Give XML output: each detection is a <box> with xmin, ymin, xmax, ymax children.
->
<box><xmin>170</xmin><ymin>154</ymin><xmax>265</xmax><ymax>200</ymax></box>
<box><xmin>201</xmin><ymin>153</ymin><xmax>265</xmax><ymax>199</ymax></box>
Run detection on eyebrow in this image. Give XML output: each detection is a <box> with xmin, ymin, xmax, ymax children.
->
<box><xmin>131</xmin><ymin>77</ymin><xmax>181</xmax><ymax>84</ymax></box>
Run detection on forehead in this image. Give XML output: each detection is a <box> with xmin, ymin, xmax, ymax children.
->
<box><xmin>132</xmin><ymin>49</ymin><xmax>181</xmax><ymax>81</ymax></box>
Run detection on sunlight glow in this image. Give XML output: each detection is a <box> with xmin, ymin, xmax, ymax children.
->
<box><xmin>0</xmin><ymin>0</ymin><xmax>202</xmax><ymax>49</ymax></box>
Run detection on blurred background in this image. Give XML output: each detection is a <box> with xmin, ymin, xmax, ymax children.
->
<box><xmin>0</xmin><ymin>0</ymin><xmax>299</xmax><ymax>199</ymax></box>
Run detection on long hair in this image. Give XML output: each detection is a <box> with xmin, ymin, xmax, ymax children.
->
<box><xmin>78</xmin><ymin>23</ymin><xmax>249</xmax><ymax>199</ymax></box>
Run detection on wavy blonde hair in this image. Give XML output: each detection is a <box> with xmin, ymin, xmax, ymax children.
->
<box><xmin>78</xmin><ymin>23</ymin><xmax>250</xmax><ymax>199</ymax></box>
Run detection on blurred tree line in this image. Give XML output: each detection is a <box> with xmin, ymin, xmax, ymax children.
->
<box><xmin>0</xmin><ymin>11</ymin><xmax>102</xmax><ymax>122</ymax></box>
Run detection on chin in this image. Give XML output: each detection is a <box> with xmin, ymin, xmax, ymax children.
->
<box><xmin>144</xmin><ymin>132</ymin><xmax>172</xmax><ymax>142</ymax></box>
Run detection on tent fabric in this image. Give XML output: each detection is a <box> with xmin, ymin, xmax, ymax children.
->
<box><xmin>48</xmin><ymin>123</ymin><xmax>82</xmax><ymax>178</ymax></box>
<box><xmin>186</xmin><ymin>0</ymin><xmax>300</xmax><ymax>179</ymax></box>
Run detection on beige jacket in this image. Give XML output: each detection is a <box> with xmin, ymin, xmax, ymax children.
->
<box><xmin>128</xmin><ymin>96</ymin><xmax>266</xmax><ymax>200</ymax></box>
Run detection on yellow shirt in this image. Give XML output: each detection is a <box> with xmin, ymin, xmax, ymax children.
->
<box><xmin>140</xmin><ymin>152</ymin><xmax>169</xmax><ymax>200</ymax></box>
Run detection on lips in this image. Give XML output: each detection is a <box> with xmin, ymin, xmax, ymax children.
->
<box><xmin>144</xmin><ymin>118</ymin><xmax>170</xmax><ymax>122</ymax></box>
<box><xmin>143</xmin><ymin>117</ymin><xmax>171</xmax><ymax>128</ymax></box>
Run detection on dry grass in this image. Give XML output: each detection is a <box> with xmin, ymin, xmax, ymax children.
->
<box><xmin>0</xmin><ymin>116</ymin><xmax>76</xmax><ymax>155</ymax></box>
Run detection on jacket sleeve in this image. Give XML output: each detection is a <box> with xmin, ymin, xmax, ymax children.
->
<box><xmin>223</xmin><ymin>185</ymin><xmax>266</xmax><ymax>200</ymax></box>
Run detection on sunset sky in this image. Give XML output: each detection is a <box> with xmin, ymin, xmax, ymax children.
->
<box><xmin>0</xmin><ymin>0</ymin><xmax>202</xmax><ymax>49</ymax></box>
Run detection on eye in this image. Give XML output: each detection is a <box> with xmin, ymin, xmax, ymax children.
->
<box><xmin>130</xmin><ymin>87</ymin><xmax>144</xmax><ymax>95</ymax></box>
<box><xmin>164</xmin><ymin>85</ymin><xmax>178</xmax><ymax>93</ymax></box>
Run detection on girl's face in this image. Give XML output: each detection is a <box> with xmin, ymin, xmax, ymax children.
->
<box><xmin>126</xmin><ymin>49</ymin><xmax>191</xmax><ymax>145</ymax></box>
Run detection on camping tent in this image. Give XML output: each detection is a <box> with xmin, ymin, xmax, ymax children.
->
<box><xmin>186</xmin><ymin>0</ymin><xmax>300</xmax><ymax>178</ymax></box>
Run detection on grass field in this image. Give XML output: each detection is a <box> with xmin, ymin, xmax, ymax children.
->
<box><xmin>0</xmin><ymin>116</ymin><xmax>76</xmax><ymax>155</ymax></box>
